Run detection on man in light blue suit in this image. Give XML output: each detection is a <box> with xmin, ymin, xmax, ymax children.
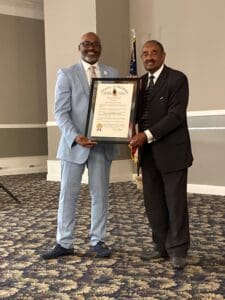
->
<box><xmin>42</xmin><ymin>32</ymin><xmax>118</xmax><ymax>260</ymax></box>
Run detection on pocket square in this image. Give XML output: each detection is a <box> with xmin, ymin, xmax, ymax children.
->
<box><xmin>160</xmin><ymin>96</ymin><xmax>164</xmax><ymax>100</ymax></box>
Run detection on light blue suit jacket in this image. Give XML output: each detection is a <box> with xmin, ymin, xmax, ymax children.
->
<box><xmin>55</xmin><ymin>60</ymin><xmax>119</xmax><ymax>164</ymax></box>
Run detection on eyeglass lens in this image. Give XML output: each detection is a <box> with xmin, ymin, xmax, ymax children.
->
<box><xmin>81</xmin><ymin>41</ymin><xmax>101</xmax><ymax>48</ymax></box>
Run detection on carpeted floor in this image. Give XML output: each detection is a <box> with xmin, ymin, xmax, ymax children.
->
<box><xmin>0</xmin><ymin>173</ymin><xmax>224</xmax><ymax>300</ymax></box>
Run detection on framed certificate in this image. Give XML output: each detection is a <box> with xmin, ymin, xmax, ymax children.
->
<box><xmin>85</xmin><ymin>77</ymin><xmax>139</xmax><ymax>143</ymax></box>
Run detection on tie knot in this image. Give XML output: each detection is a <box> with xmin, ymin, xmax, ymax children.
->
<box><xmin>146</xmin><ymin>75</ymin><xmax>155</xmax><ymax>91</ymax></box>
<box><xmin>149</xmin><ymin>75</ymin><xmax>155</xmax><ymax>81</ymax></box>
<box><xmin>90</xmin><ymin>65</ymin><xmax>96</xmax><ymax>71</ymax></box>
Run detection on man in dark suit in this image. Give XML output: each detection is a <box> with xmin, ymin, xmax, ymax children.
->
<box><xmin>130</xmin><ymin>40</ymin><xmax>193</xmax><ymax>269</ymax></box>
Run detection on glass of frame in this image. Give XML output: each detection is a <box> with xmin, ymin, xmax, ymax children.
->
<box><xmin>85</xmin><ymin>77</ymin><xmax>139</xmax><ymax>143</ymax></box>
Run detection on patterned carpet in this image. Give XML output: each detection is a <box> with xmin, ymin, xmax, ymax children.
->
<box><xmin>0</xmin><ymin>173</ymin><xmax>224</xmax><ymax>300</ymax></box>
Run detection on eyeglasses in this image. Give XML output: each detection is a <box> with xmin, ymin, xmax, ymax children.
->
<box><xmin>80</xmin><ymin>41</ymin><xmax>101</xmax><ymax>48</ymax></box>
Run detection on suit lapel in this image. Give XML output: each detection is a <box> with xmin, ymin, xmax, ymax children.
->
<box><xmin>76</xmin><ymin>61</ymin><xmax>90</xmax><ymax>96</ymax></box>
<box><xmin>153</xmin><ymin>65</ymin><xmax>168</xmax><ymax>93</ymax></box>
<box><xmin>139</xmin><ymin>66</ymin><xmax>169</xmax><ymax>116</ymax></box>
<box><xmin>99</xmin><ymin>64</ymin><xmax>109</xmax><ymax>77</ymax></box>
<box><xmin>138</xmin><ymin>74</ymin><xmax>148</xmax><ymax>116</ymax></box>
<box><xmin>75</xmin><ymin>63</ymin><xmax>110</xmax><ymax>96</ymax></box>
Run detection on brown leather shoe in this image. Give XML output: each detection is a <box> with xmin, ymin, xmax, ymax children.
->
<box><xmin>141</xmin><ymin>249</ymin><xmax>169</xmax><ymax>261</ymax></box>
<box><xmin>171</xmin><ymin>256</ymin><xmax>187</xmax><ymax>269</ymax></box>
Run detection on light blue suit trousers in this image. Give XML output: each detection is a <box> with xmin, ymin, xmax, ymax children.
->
<box><xmin>55</xmin><ymin>61</ymin><xmax>118</xmax><ymax>248</ymax></box>
<box><xmin>57</xmin><ymin>145</ymin><xmax>111</xmax><ymax>248</ymax></box>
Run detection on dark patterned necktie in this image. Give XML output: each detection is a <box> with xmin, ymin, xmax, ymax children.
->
<box><xmin>141</xmin><ymin>75</ymin><xmax>155</xmax><ymax>130</ymax></box>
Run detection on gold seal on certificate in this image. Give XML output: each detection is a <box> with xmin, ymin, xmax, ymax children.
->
<box><xmin>85</xmin><ymin>78</ymin><xmax>139</xmax><ymax>143</ymax></box>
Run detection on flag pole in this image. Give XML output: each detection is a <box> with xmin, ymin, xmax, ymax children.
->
<box><xmin>129</xmin><ymin>29</ymin><xmax>140</xmax><ymax>182</ymax></box>
<box><xmin>129</xmin><ymin>29</ymin><xmax>137</xmax><ymax>76</ymax></box>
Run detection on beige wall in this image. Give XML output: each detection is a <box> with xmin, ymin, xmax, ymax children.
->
<box><xmin>0</xmin><ymin>128</ymin><xmax>47</xmax><ymax>157</ymax></box>
<box><xmin>46</xmin><ymin>0</ymin><xmax>225</xmax><ymax>191</ymax></box>
<box><xmin>130</xmin><ymin>0</ymin><xmax>225</xmax><ymax>111</ymax></box>
<box><xmin>130</xmin><ymin>0</ymin><xmax>225</xmax><ymax>192</ymax></box>
<box><xmin>96</xmin><ymin>0</ymin><xmax>131</xmax><ymax>159</ymax></box>
<box><xmin>44</xmin><ymin>0</ymin><xmax>97</xmax><ymax>162</ymax></box>
<box><xmin>0</xmin><ymin>13</ymin><xmax>47</xmax><ymax>159</ymax></box>
<box><xmin>189</xmin><ymin>129</ymin><xmax>225</xmax><ymax>186</ymax></box>
<box><xmin>1</xmin><ymin>0</ymin><xmax>224</xmax><ymax>192</ymax></box>
<box><xmin>44</xmin><ymin>0</ymin><xmax>97</xmax><ymax>122</ymax></box>
<box><xmin>96</xmin><ymin>0</ymin><xmax>130</xmax><ymax>76</ymax></box>
<box><xmin>0</xmin><ymin>14</ymin><xmax>47</xmax><ymax>123</ymax></box>
<box><xmin>45</xmin><ymin>0</ymin><xmax>131</xmax><ymax>161</ymax></box>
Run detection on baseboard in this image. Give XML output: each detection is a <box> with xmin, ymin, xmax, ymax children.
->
<box><xmin>47</xmin><ymin>160</ymin><xmax>61</xmax><ymax>181</ymax></box>
<box><xmin>0</xmin><ymin>156</ymin><xmax>47</xmax><ymax>176</ymax></box>
<box><xmin>3</xmin><ymin>158</ymin><xmax>224</xmax><ymax>196</ymax></box>
<box><xmin>110</xmin><ymin>160</ymin><xmax>133</xmax><ymax>183</ymax></box>
<box><xmin>132</xmin><ymin>174</ymin><xmax>225</xmax><ymax>196</ymax></box>
<box><xmin>187</xmin><ymin>184</ymin><xmax>225</xmax><ymax>196</ymax></box>
<box><xmin>47</xmin><ymin>159</ymin><xmax>133</xmax><ymax>183</ymax></box>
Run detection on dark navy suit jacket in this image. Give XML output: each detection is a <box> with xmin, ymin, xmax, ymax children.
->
<box><xmin>137</xmin><ymin>65</ymin><xmax>193</xmax><ymax>173</ymax></box>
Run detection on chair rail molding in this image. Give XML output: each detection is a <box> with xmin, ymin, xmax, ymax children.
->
<box><xmin>0</xmin><ymin>123</ymin><xmax>46</xmax><ymax>129</ymax></box>
<box><xmin>187</xmin><ymin>110</ymin><xmax>225</xmax><ymax>116</ymax></box>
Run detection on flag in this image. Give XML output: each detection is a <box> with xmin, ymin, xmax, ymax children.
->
<box><xmin>129</xmin><ymin>30</ymin><xmax>138</xmax><ymax>165</ymax></box>
<box><xmin>129</xmin><ymin>30</ymin><xmax>141</xmax><ymax>185</ymax></box>
<box><xmin>129</xmin><ymin>29</ymin><xmax>137</xmax><ymax>76</ymax></box>
<box><xmin>129</xmin><ymin>144</ymin><xmax>138</xmax><ymax>164</ymax></box>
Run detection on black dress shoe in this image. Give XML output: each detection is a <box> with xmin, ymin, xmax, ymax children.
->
<box><xmin>171</xmin><ymin>256</ymin><xmax>187</xmax><ymax>269</ymax></box>
<box><xmin>41</xmin><ymin>244</ymin><xmax>74</xmax><ymax>260</ymax></box>
<box><xmin>141</xmin><ymin>249</ymin><xmax>169</xmax><ymax>261</ymax></box>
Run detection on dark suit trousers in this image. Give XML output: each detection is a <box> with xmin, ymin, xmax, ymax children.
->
<box><xmin>141</xmin><ymin>147</ymin><xmax>190</xmax><ymax>257</ymax></box>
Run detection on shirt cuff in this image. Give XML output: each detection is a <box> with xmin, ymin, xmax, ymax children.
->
<box><xmin>144</xmin><ymin>130</ymin><xmax>154</xmax><ymax>144</ymax></box>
